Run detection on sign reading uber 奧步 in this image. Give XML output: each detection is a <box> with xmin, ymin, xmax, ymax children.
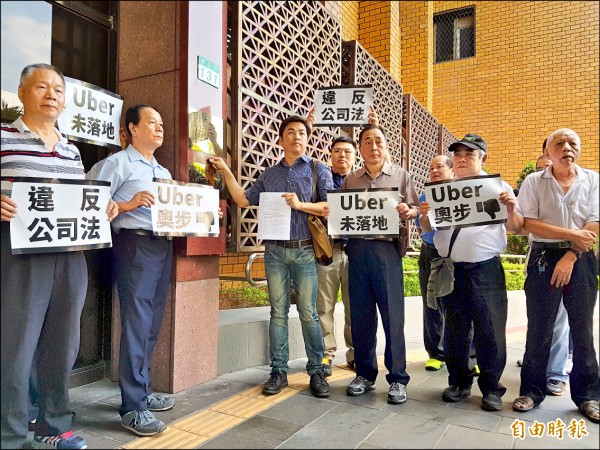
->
<box><xmin>56</xmin><ymin>77</ymin><xmax>124</xmax><ymax>149</ymax></box>
<box><xmin>150</xmin><ymin>178</ymin><xmax>220</xmax><ymax>237</ymax></box>
<box><xmin>424</xmin><ymin>174</ymin><xmax>507</xmax><ymax>230</ymax></box>
<box><xmin>327</xmin><ymin>188</ymin><xmax>400</xmax><ymax>238</ymax></box>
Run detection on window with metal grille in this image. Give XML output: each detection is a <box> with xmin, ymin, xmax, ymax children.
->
<box><xmin>434</xmin><ymin>7</ymin><xmax>475</xmax><ymax>63</ymax></box>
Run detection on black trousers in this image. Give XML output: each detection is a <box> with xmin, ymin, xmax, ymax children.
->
<box><xmin>520</xmin><ymin>247</ymin><xmax>599</xmax><ymax>406</ymax></box>
<box><xmin>440</xmin><ymin>256</ymin><xmax>507</xmax><ymax>396</ymax></box>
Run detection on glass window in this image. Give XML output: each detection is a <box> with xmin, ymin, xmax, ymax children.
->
<box><xmin>434</xmin><ymin>7</ymin><xmax>475</xmax><ymax>63</ymax></box>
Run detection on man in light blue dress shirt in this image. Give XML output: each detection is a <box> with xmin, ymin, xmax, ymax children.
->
<box><xmin>91</xmin><ymin>104</ymin><xmax>176</xmax><ymax>437</ymax></box>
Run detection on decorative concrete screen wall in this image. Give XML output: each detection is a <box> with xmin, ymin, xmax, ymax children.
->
<box><xmin>341</xmin><ymin>40</ymin><xmax>405</xmax><ymax>168</ymax></box>
<box><xmin>229</xmin><ymin>1</ymin><xmax>341</xmax><ymax>252</ymax></box>
<box><xmin>439</xmin><ymin>123</ymin><xmax>458</xmax><ymax>156</ymax></box>
<box><xmin>402</xmin><ymin>94</ymin><xmax>442</xmax><ymax>247</ymax></box>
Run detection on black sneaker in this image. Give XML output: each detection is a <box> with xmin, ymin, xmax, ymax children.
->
<box><xmin>262</xmin><ymin>371</ymin><xmax>288</xmax><ymax>395</ymax></box>
<box><xmin>322</xmin><ymin>357</ymin><xmax>333</xmax><ymax>377</ymax></box>
<box><xmin>442</xmin><ymin>385</ymin><xmax>471</xmax><ymax>402</ymax></box>
<box><xmin>482</xmin><ymin>393</ymin><xmax>503</xmax><ymax>411</ymax></box>
<box><xmin>310</xmin><ymin>371</ymin><xmax>330</xmax><ymax>398</ymax></box>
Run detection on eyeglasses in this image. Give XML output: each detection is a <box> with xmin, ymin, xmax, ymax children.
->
<box><xmin>332</xmin><ymin>149</ymin><xmax>355</xmax><ymax>155</ymax></box>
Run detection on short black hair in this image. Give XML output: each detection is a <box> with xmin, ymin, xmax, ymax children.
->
<box><xmin>358</xmin><ymin>124</ymin><xmax>387</xmax><ymax>145</ymax></box>
<box><xmin>125</xmin><ymin>104</ymin><xmax>154</xmax><ymax>137</ymax></box>
<box><xmin>542</xmin><ymin>138</ymin><xmax>548</xmax><ymax>152</ymax></box>
<box><xmin>278</xmin><ymin>115</ymin><xmax>311</xmax><ymax>138</ymax></box>
<box><xmin>330</xmin><ymin>136</ymin><xmax>356</xmax><ymax>152</ymax></box>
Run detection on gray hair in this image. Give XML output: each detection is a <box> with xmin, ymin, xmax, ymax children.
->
<box><xmin>19</xmin><ymin>63</ymin><xmax>65</xmax><ymax>86</ymax></box>
<box><xmin>438</xmin><ymin>154</ymin><xmax>453</xmax><ymax>168</ymax></box>
<box><xmin>546</xmin><ymin>128</ymin><xmax>581</xmax><ymax>149</ymax></box>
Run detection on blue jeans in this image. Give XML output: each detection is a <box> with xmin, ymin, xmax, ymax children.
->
<box><xmin>264</xmin><ymin>242</ymin><xmax>324</xmax><ymax>374</ymax></box>
<box><xmin>546</xmin><ymin>300</ymin><xmax>570</xmax><ymax>382</ymax></box>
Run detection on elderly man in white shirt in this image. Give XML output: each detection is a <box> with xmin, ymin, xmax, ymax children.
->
<box><xmin>512</xmin><ymin>128</ymin><xmax>599</xmax><ymax>424</ymax></box>
<box><xmin>419</xmin><ymin>133</ymin><xmax>523</xmax><ymax>413</ymax></box>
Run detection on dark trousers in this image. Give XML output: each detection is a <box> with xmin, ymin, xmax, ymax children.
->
<box><xmin>114</xmin><ymin>233</ymin><xmax>173</xmax><ymax>416</ymax></box>
<box><xmin>347</xmin><ymin>239</ymin><xmax>410</xmax><ymax>385</ymax></box>
<box><xmin>418</xmin><ymin>242</ymin><xmax>477</xmax><ymax>364</ymax></box>
<box><xmin>418</xmin><ymin>242</ymin><xmax>445</xmax><ymax>360</ymax></box>
<box><xmin>520</xmin><ymin>247</ymin><xmax>599</xmax><ymax>406</ymax></box>
<box><xmin>440</xmin><ymin>256</ymin><xmax>507</xmax><ymax>396</ymax></box>
<box><xmin>1</xmin><ymin>223</ymin><xmax>87</xmax><ymax>448</ymax></box>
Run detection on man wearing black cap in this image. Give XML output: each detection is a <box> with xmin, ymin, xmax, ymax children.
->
<box><xmin>419</xmin><ymin>134</ymin><xmax>523</xmax><ymax>412</ymax></box>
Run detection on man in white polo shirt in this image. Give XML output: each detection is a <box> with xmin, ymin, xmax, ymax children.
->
<box><xmin>419</xmin><ymin>134</ymin><xmax>523</xmax><ymax>412</ymax></box>
<box><xmin>512</xmin><ymin>128</ymin><xmax>599</xmax><ymax>423</ymax></box>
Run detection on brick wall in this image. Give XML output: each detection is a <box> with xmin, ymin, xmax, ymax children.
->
<box><xmin>399</xmin><ymin>1</ymin><xmax>434</xmax><ymax>110</ymax></box>
<box><xmin>425</xmin><ymin>1</ymin><xmax>598</xmax><ymax>184</ymax></box>
<box><xmin>357</xmin><ymin>1</ymin><xmax>401</xmax><ymax>82</ymax></box>
<box><xmin>219</xmin><ymin>252</ymin><xmax>265</xmax><ymax>289</ymax></box>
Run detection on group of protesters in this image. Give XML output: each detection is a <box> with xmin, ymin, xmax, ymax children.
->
<box><xmin>1</xmin><ymin>62</ymin><xmax>598</xmax><ymax>450</ymax></box>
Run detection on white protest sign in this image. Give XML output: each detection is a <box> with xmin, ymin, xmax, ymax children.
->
<box><xmin>257</xmin><ymin>192</ymin><xmax>291</xmax><ymax>241</ymax></box>
<box><xmin>57</xmin><ymin>76</ymin><xmax>123</xmax><ymax>148</ymax></box>
<box><xmin>151</xmin><ymin>178</ymin><xmax>220</xmax><ymax>237</ymax></box>
<box><xmin>424</xmin><ymin>174</ymin><xmax>507</xmax><ymax>230</ymax></box>
<box><xmin>327</xmin><ymin>188</ymin><xmax>400</xmax><ymax>238</ymax></box>
<box><xmin>9</xmin><ymin>178</ymin><xmax>112</xmax><ymax>254</ymax></box>
<box><xmin>313</xmin><ymin>85</ymin><xmax>373</xmax><ymax>127</ymax></box>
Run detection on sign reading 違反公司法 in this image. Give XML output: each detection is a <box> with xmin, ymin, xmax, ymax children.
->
<box><xmin>9</xmin><ymin>177</ymin><xmax>113</xmax><ymax>254</ymax></box>
<box><xmin>313</xmin><ymin>85</ymin><xmax>373</xmax><ymax>127</ymax></box>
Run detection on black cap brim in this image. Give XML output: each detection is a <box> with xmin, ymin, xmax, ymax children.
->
<box><xmin>448</xmin><ymin>141</ymin><xmax>485</xmax><ymax>153</ymax></box>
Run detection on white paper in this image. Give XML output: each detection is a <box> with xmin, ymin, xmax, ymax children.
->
<box><xmin>257</xmin><ymin>192</ymin><xmax>291</xmax><ymax>240</ymax></box>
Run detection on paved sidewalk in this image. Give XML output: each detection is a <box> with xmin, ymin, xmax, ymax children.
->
<box><xmin>28</xmin><ymin>291</ymin><xmax>599</xmax><ymax>449</ymax></box>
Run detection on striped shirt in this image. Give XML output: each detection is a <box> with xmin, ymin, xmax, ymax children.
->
<box><xmin>1</xmin><ymin>116</ymin><xmax>85</xmax><ymax>196</ymax></box>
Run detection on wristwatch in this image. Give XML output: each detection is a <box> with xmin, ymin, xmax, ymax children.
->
<box><xmin>566</xmin><ymin>248</ymin><xmax>582</xmax><ymax>259</ymax></box>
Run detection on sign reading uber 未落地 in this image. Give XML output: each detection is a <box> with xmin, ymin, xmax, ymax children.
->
<box><xmin>327</xmin><ymin>188</ymin><xmax>400</xmax><ymax>238</ymax></box>
<box><xmin>424</xmin><ymin>174</ymin><xmax>508</xmax><ymax>230</ymax></box>
<box><xmin>57</xmin><ymin>77</ymin><xmax>123</xmax><ymax>149</ymax></box>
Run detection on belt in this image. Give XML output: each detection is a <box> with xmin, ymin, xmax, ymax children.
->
<box><xmin>275</xmin><ymin>238</ymin><xmax>313</xmax><ymax>249</ymax></box>
<box><xmin>118</xmin><ymin>228</ymin><xmax>173</xmax><ymax>241</ymax></box>
<box><xmin>422</xmin><ymin>241</ymin><xmax>436</xmax><ymax>249</ymax></box>
<box><xmin>531</xmin><ymin>241</ymin><xmax>570</xmax><ymax>249</ymax></box>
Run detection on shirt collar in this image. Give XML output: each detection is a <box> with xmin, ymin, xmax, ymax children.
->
<box><xmin>356</xmin><ymin>161</ymin><xmax>392</xmax><ymax>179</ymax></box>
<box><xmin>12</xmin><ymin>116</ymin><xmax>66</xmax><ymax>144</ymax></box>
<box><xmin>125</xmin><ymin>144</ymin><xmax>164</xmax><ymax>169</ymax></box>
<box><xmin>278</xmin><ymin>153</ymin><xmax>311</xmax><ymax>168</ymax></box>
<box><xmin>542</xmin><ymin>163</ymin><xmax>583</xmax><ymax>180</ymax></box>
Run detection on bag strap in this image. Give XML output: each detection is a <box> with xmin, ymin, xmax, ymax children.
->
<box><xmin>447</xmin><ymin>227</ymin><xmax>461</xmax><ymax>258</ymax></box>
<box><xmin>310</xmin><ymin>159</ymin><xmax>318</xmax><ymax>203</ymax></box>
